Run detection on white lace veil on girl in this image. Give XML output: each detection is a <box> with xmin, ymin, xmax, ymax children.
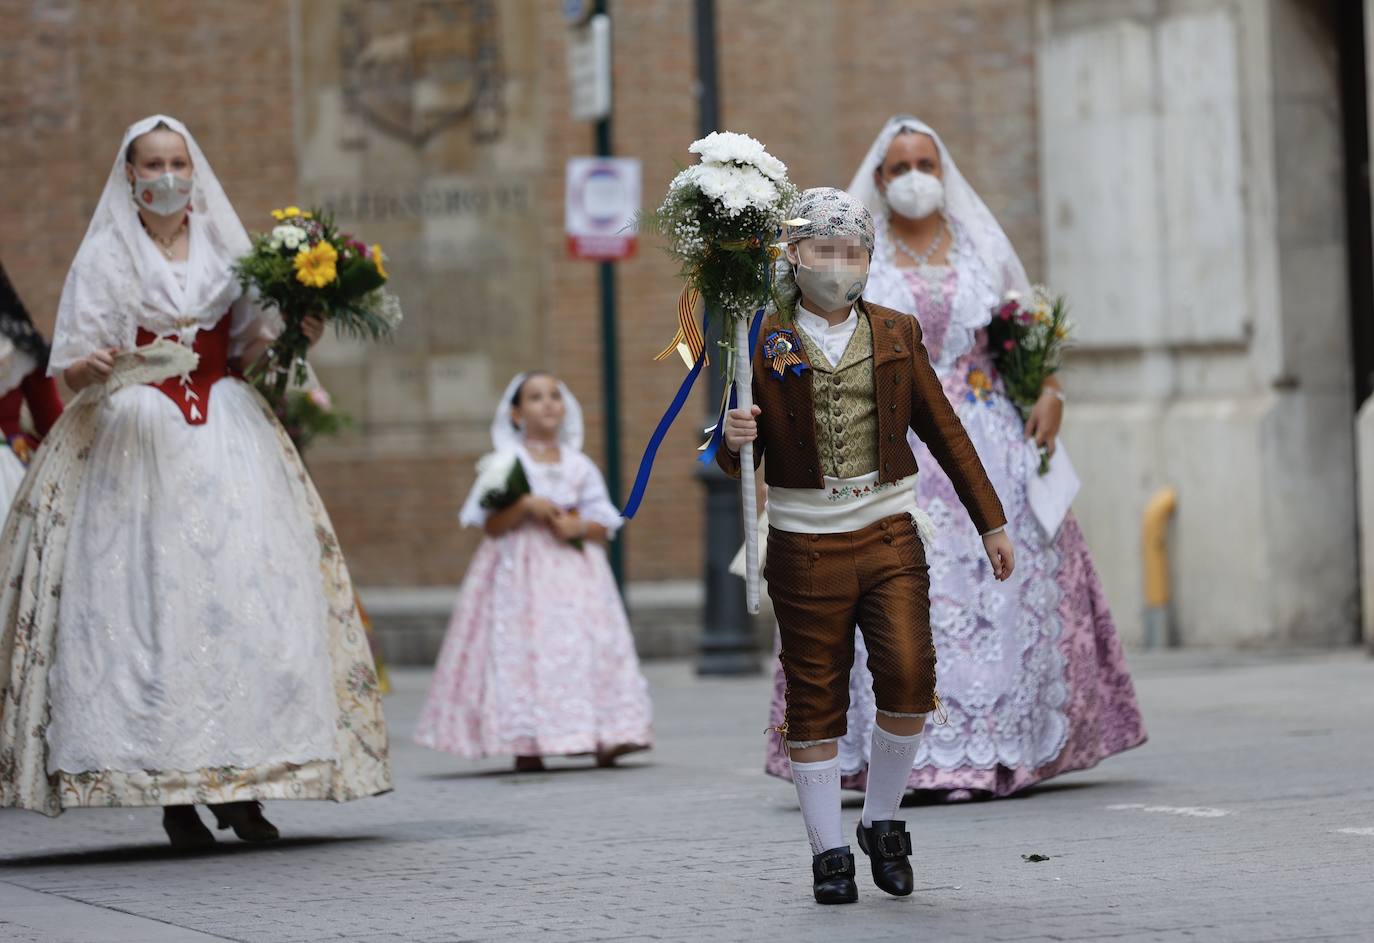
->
<box><xmin>49</xmin><ymin>115</ymin><xmax>257</xmax><ymax>374</ymax></box>
<box><xmin>489</xmin><ymin>371</ymin><xmax>586</xmax><ymax>453</ymax></box>
<box><xmin>847</xmin><ymin>115</ymin><xmax>1032</xmax><ymax>369</ymax></box>
<box><xmin>458</xmin><ymin>372</ymin><xmax>594</xmax><ymax>528</ymax></box>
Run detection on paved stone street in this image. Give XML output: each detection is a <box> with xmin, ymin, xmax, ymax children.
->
<box><xmin>2</xmin><ymin>650</ymin><xmax>1372</xmax><ymax>942</ymax></box>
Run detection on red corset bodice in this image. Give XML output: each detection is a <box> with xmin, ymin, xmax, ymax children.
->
<box><xmin>135</xmin><ymin>312</ymin><xmax>239</xmax><ymax>425</ymax></box>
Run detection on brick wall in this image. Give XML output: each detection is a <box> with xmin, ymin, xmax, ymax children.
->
<box><xmin>0</xmin><ymin>0</ymin><xmax>297</xmax><ymax>337</ymax></box>
<box><xmin>0</xmin><ymin>0</ymin><xmax>1040</xmax><ymax>590</ymax></box>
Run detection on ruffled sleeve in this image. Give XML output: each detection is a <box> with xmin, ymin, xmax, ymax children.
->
<box><xmin>573</xmin><ymin>452</ymin><xmax>624</xmax><ymax>536</ymax></box>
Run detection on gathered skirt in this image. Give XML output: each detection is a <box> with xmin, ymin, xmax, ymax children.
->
<box><xmin>415</xmin><ymin>525</ymin><xmax>653</xmax><ymax>759</ymax></box>
<box><xmin>1</xmin><ymin>370</ymin><xmax>390</xmax><ymax>815</ymax></box>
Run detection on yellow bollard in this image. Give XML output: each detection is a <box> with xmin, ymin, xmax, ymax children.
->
<box><xmin>1141</xmin><ymin>487</ymin><xmax>1178</xmax><ymax>648</ymax></box>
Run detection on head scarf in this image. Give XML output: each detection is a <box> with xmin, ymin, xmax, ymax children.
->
<box><xmin>782</xmin><ymin>187</ymin><xmax>875</xmax><ymax>254</ymax></box>
<box><xmin>489</xmin><ymin>372</ymin><xmax>585</xmax><ymax>453</ymax></box>
<box><xmin>48</xmin><ymin>115</ymin><xmax>253</xmax><ymax>374</ymax></box>
<box><xmin>847</xmin><ymin>115</ymin><xmax>1032</xmax><ymax>369</ymax></box>
<box><xmin>769</xmin><ymin>187</ymin><xmax>875</xmax><ymax>321</ymax></box>
<box><xmin>0</xmin><ymin>262</ymin><xmax>50</xmax><ymax>372</ymax></box>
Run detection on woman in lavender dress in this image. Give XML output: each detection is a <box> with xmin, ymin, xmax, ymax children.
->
<box><xmin>763</xmin><ymin>116</ymin><xmax>1146</xmax><ymax>799</ymax></box>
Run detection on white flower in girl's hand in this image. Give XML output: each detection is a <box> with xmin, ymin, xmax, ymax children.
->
<box><xmin>474</xmin><ymin>449</ymin><xmax>519</xmax><ymax>492</ymax></box>
<box><xmin>474</xmin><ymin>449</ymin><xmax>531</xmax><ymax>512</ymax></box>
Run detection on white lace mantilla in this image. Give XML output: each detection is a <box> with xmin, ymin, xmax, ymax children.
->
<box><xmin>867</xmin><ymin>219</ymin><xmax>1007</xmax><ymax>372</ymax></box>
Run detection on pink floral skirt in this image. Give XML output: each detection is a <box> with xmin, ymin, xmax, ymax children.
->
<box><xmin>415</xmin><ymin>525</ymin><xmax>653</xmax><ymax>759</ymax></box>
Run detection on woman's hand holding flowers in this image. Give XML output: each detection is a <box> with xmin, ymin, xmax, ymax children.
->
<box><xmin>301</xmin><ymin>314</ymin><xmax>325</xmax><ymax>348</ymax></box>
<box><xmin>1023</xmin><ymin>384</ymin><xmax>1064</xmax><ymax>456</ymax></box>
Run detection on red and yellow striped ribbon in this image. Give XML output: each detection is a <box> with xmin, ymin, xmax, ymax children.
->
<box><xmin>654</xmin><ymin>285</ymin><xmax>708</xmax><ymax>369</ymax></box>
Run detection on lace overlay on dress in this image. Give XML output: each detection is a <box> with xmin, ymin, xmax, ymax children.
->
<box><xmin>416</xmin><ymin>447</ymin><xmax>651</xmax><ymax>759</ymax></box>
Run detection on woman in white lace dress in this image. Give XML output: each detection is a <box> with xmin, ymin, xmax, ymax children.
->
<box><xmin>0</xmin><ymin>116</ymin><xmax>390</xmax><ymax>848</ymax></box>
<box><xmin>762</xmin><ymin>116</ymin><xmax>1146</xmax><ymax>799</ymax></box>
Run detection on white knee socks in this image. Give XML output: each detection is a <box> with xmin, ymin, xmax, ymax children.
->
<box><xmin>861</xmin><ymin>724</ymin><xmax>921</xmax><ymax>827</ymax></box>
<box><xmin>790</xmin><ymin>756</ymin><xmax>844</xmax><ymax>855</ymax></box>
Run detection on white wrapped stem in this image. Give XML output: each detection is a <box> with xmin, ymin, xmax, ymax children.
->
<box><xmin>734</xmin><ymin>316</ymin><xmax>761</xmax><ymax>614</ymax></box>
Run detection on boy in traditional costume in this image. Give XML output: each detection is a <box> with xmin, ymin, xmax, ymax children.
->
<box><xmin>721</xmin><ymin>187</ymin><xmax>1014</xmax><ymax>904</ymax></box>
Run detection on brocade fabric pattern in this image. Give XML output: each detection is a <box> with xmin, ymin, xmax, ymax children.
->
<box><xmin>796</xmin><ymin>315</ymin><xmax>880</xmax><ymax>479</ymax></box>
<box><xmin>47</xmin><ymin>382</ymin><xmax>339</xmax><ymax>774</ymax></box>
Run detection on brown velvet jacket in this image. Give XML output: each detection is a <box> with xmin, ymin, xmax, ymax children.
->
<box><xmin>718</xmin><ymin>299</ymin><xmax>1007</xmax><ymax>535</ymax></box>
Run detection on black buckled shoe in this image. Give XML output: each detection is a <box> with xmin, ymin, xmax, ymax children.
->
<box><xmin>811</xmin><ymin>846</ymin><xmax>859</xmax><ymax>905</ymax></box>
<box><xmin>856</xmin><ymin>820</ymin><xmax>914</xmax><ymax>896</ymax></box>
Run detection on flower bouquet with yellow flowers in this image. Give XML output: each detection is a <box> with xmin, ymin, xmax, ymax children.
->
<box><xmin>234</xmin><ymin>206</ymin><xmax>403</xmax><ymax>404</ymax></box>
<box><xmin>986</xmin><ymin>285</ymin><xmax>1073</xmax><ymax>474</ymax></box>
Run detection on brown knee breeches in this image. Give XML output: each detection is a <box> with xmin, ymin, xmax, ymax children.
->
<box><xmin>765</xmin><ymin>513</ymin><xmax>936</xmax><ymax>744</ymax></box>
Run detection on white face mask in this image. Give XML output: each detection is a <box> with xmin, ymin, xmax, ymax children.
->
<box><xmin>792</xmin><ymin>251</ymin><xmax>869</xmax><ymax>313</ymax></box>
<box><xmin>129</xmin><ymin>170</ymin><xmax>192</xmax><ymax>216</ymax></box>
<box><xmin>884</xmin><ymin>169</ymin><xmax>944</xmax><ymax>220</ymax></box>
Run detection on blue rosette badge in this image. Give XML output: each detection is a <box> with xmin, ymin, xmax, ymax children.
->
<box><xmin>764</xmin><ymin>330</ymin><xmax>807</xmax><ymax>379</ymax></box>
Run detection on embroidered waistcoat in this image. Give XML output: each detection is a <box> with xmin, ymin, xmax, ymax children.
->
<box><xmin>795</xmin><ymin>314</ymin><xmax>878</xmax><ymax>479</ymax></box>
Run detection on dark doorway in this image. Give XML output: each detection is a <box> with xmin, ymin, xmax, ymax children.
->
<box><xmin>1339</xmin><ymin>0</ymin><xmax>1374</xmax><ymax>406</ymax></box>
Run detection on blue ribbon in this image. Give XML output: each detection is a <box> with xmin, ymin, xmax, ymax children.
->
<box><xmin>621</xmin><ymin>306</ymin><xmax>764</xmax><ymax>519</ymax></box>
<box><xmin>698</xmin><ymin>306</ymin><xmax>764</xmax><ymax>467</ymax></box>
<box><xmin>621</xmin><ymin>315</ymin><xmax>709</xmax><ymax>519</ymax></box>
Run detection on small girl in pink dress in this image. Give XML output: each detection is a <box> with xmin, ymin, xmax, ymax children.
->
<box><xmin>415</xmin><ymin>372</ymin><xmax>653</xmax><ymax>772</ymax></box>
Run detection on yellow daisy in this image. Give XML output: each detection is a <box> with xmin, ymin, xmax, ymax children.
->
<box><xmin>294</xmin><ymin>242</ymin><xmax>339</xmax><ymax>288</ymax></box>
<box><xmin>371</xmin><ymin>244</ymin><xmax>388</xmax><ymax>280</ymax></box>
<box><xmin>284</xmin><ymin>205</ymin><xmax>302</xmax><ymax>218</ymax></box>
<box><xmin>270</xmin><ymin>208</ymin><xmax>285</xmax><ymax>221</ymax></box>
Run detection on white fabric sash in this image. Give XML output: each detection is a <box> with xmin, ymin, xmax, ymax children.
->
<box><xmin>767</xmin><ymin>471</ymin><xmax>935</xmax><ymax>540</ymax></box>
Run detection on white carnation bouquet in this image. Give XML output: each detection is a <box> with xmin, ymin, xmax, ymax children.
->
<box><xmin>644</xmin><ymin>132</ymin><xmax>799</xmax><ymax>333</ymax></box>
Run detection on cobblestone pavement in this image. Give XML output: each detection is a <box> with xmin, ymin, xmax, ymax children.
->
<box><xmin>2</xmin><ymin>650</ymin><xmax>1372</xmax><ymax>942</ymax></box>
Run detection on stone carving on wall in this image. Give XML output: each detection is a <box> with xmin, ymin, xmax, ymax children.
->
<box><xmin>340</xmin><ymin>0</ymin><xmax>506</xmax><ymax>147</ymax></box>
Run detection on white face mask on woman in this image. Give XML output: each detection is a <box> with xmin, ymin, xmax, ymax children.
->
<box><xmin>884</xmin><ymin>169</ymin><xmax>944</xmax><ymax>221</ymax></box>
<box><xmin>129</xmin><ymin>170</ymin><xmax>193</xmax><ymax>216</ymax></box>
<box><xmin>793</xmin><ymin>254</ymin><xmax>869</xmax><ymax>313</ymax></box>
